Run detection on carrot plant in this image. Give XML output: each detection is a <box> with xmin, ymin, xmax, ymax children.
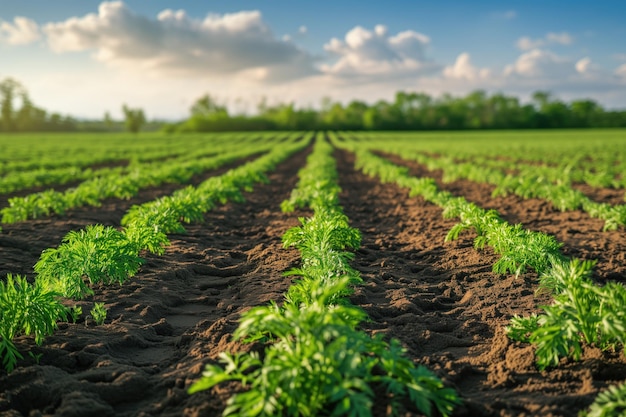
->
<box><xmin>0</xmin><ymin>136</ymin><xmax>310</xmax><ymax>374</ymax></box>
<box><xmin>583</xmin><ymin>381</ymin><xmax>626</xmax><ymax>417</ymax></box>
<box><xmin>373</xmin><ymin>142</ymin><xmax>626</xmax><ymax>231</ymax></box>
<box><xmin>1</xmin><ymin>144</ymin><xmax>274</xmax><ymax>224</ymax></box>
<box><xmin>0</xmin><ymin>274</ymin><xmax>67</xmax><ymax>372</ymax></box>
<box><xmin>190</xmin><ymin>278</ymin><xmax>459</xmax><ymax>417</ymax></box>
<box><xmin>190</xmin><ymin>134</ymin><xmax>460</xmax><ymax>416</ymax></box>
<box><xmin>34</xmin><ymin>225</ymin><xmax>144</xmax><ymax>299</ymax></box>
<box><xmin>507</xmin><ymin>258</ymin><xmax>626</xmax><ymax>370</ymax></box>
<box><xmin>90</xmin><ymin>302</ymin><xmax>107</xmax><ymax>326</ymax></box>
<box><xmin>345</xmin><ymin>145</ymin><xmax>564</xmax><ymax>277</ymax></box>
<box><xmin>69</xmin><ymin>305</ymin><xmax>82</xmax><ymax>324</ymax></box>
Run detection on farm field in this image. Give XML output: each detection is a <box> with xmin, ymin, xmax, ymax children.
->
<box><xmin>1</xmin><ymin>129</ymin><xmax>626</xmax><ymax>417</ymax></box>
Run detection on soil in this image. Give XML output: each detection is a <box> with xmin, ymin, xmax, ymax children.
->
<box><xmin>1</xmin><ymin>144</ymin><xmax>625</xmax><ymax>417</ymax></box>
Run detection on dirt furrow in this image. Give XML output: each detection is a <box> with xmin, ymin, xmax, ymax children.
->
<box><xmin>0</xmin><ymin>147</ymin><xmax>310</xmax><ymax>417</ymax></box>
<box><xmin>382</xmin><ymin>152</ymin><xmax>626</xmax><ymax>283</ymax></box>
<box><xmin>335</xmin><ymin>149</ymin><xmax>626</xmax><ymax>417</ymax></box>
<box><xmin>0</xmin><ymin>155</ymin><xmax>259</xmax><ymax>279</ymax></box>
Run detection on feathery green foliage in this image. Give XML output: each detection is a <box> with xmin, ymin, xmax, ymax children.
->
<box><xmin>34</xmin><ymin>225</ymin><xmax>144</xmax><ymax>299</ymax></box>
<box><xmin>584</xmin><ymin>381</ymin><xmax>626</xmax><ymax>417</ymax></box>
<box><xmin>90</xmin><ymin>302</ymin><xmax>107</xmax><ymax>326</ymax></box>
<box><xmin>507</xmin><ymin>258</ymin><xmax>625</xmax><ymax>370</ymax></box>
<box><xmin>190</xmin><ymin>134</ymin><xmax>460</xmax><ymax>416</ymax></box>
<box><xmin>0</xmin><ymin>275</ymin><xmax>67</xmax><ymax>372</ymax></box>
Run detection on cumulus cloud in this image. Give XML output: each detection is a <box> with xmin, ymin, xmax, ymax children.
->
<box><xmin>443</xmin><ymin>53</ymin><xmax>490</xmax><ymax>80</ymax></box>
<box><xmin>42</xmin><ymin>1</ymin><xmax>317</xmax><ymax>82</ymax></box>
<box><xmin>616</xmin><ymin>63</ymin><xmax>626</xmax><ymax>78</ymax></box>
<box><xmin>0</xmin><ymin>17</ymin><xmax>41</xmax><ymax>45</ymax></box>
<box><xmin>298</xmin><ymin>25</ymin><xmax>307</xmax><ymax>35</ymax></box>
<box><xmin>504</xmin><ymin>49</ymin><xmax>576</xmax><ymax>78</ymax></box>
<box><xmin>321</xmin><ymin>24</ymin><xmax>439</xmax><ymax>80</ymax></box>
<box><xmin>516</xmin><ymin>31</ymin><xmax>573</xmax><ymax>51</ymax></box>
<box><xmin>575</xmin><ymin>57</ymin><xmax>603</xmax><ymax>77</ymax></box>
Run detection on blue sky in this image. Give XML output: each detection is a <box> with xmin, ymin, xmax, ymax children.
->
<box><xmin>1</xmin><ymin>1</ymin><xmax>625</xmax><ymax>119</ymax></box>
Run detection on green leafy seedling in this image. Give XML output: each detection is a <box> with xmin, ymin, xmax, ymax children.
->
<box><xmin>28</xmin><ymin>351</ymin><xmax>43</xmax><ymax>365</ymax></box>
<box><xmin>69</xmin><ymin>305</ymin><xmax>83</xmax><ymax>323</ymax></box>
<box><xmin>90</xmin><ymin>302</ymin><xmax>107</xmax><ymax>326</ymax></box>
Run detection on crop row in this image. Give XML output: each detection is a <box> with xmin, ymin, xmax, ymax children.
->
<box><xmin>0</xmin><ymin>132</ymin><xmax>275</xmax><ymax>174</ymax></box>
<box><xmin>454</xmin><ymin>153</ymin><xmax>624</xmax><ymax>191</ymax></box>
<box><xmin>0</xmin><ymin>135</ymin><xmax>310</xmax><ymax>372</ymax></box>
<box><xmin>189</xmin><ymin>133</ymin><xmax>460</xmax><ymax>416</ymax></box>
<box><xmin>348</xmin><ymin>130</ymin><xmax>626</xmax><ymax>191</ymax></box>
<box><xmin>349</xmin><ymin>130</ymin><xmax>626</xmax><ymax>172</ymax></box>
<box><xmin>0</xmin><ymin>136</ymin><xmax>301</xmax><ymax>226</ymax></box>
<box><xmin>368</xmin><ymin>143</ymin><xmax>626</xmax><ymax>230</ymax></box>
<box><xmin>0</xmin><ymin>134</ymin><xmax>263</xmax><ymax>195</ymax></box>
<box><xmin>1</xmin><ymin>131</ymin><xmax>624</xmax><ymax>415</ymax></box>
<box><xmin>333</xmin><ymin>133</ymin><xmax>626</xmax><ymax>416</ymax></box>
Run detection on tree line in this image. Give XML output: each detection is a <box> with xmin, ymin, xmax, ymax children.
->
<box><xmin>2</xmin><ymin>77</ymin><xmax>626</xmax><ymax>133</ymax></box>
<box><xmin>166</xmin><ymin>91</ymin><xmax>626</xmax><ymax>132</ymax></box>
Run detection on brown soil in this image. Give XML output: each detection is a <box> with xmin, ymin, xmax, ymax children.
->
<box><xmin>572</xmin><ymin>183</ymin><xmax>626</xmax><ymax>206</ymax></box>
<box><xmin>1</xmin><ymin>146</ymin><xmax>625</xmax><ymax>417</ymax></box>
<box><xmin>0</xmin><ymin>156</ymin><xmax>259</xmax><ymax>278</ymax></box>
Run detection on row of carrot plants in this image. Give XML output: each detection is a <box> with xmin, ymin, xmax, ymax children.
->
<box><xmin>0</xmin><ymin>132</ymin><xmax>263</xmax><ymax>174</ymax></box>
<box><xmin>0</xmin><ymin>137</ymin><xmax>290</xmax><ymax>224</ymax></box>
<box><xmin>0</xmin><ymin>136</ymin><xmax>310</xmax><ymax>373</ymax></box>
<box><xmin>365</xmin><ymin>143</ymin><xmax>626</xmax><ymax>230</ymax></box>
<box><xmin>0</xmin><ymin>134</ymin><xmax>254</xmax><ymax>195</ymax></box>
<box><xmin>0</xmin><ymin>164</ymin><xmax>125</xmax><ymax>195</ymax></box>
<box><xmin>188</xmin><ymin>134</ymin><xmax>460</xmax><ymax>416</ymax></box>
<box><xmin>351</xmin><ymin>130</ymin><xmax>626</xmax><ymax>174</ymax></box>
<box><xmin>333</xmin><ymin>134</ymin><xmax>626</xmax><ymax>416</ymax></box>
<box><xmin>454</xmin><ymin>153</ymin><xmax>623</xmax><ymax>191</ymax></box>
<box><xmin>348</xmin><ymin>131</ymin><xmax>626</xmax><ymax>192</ymax></box>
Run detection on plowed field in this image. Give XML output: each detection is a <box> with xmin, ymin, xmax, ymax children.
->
<box><xmin>1</xmin><ymin>142</ymin><xmax>625</xmax><ymax>417</ymax></box>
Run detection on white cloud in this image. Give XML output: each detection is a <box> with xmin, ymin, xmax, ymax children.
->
<box><xmin>516</xmin><ymin>31</ymin><xmax>574</xmax><ymax>51</ymax></box>
<box><xmin>575</xmin><ymin>57</ymin><xmax>599</xmax><ymax>76</ymax></box>
<box><xmin>321</xmin><ymin>24</ymin><xmax>439</xmax><ymax>80</ymax></box>
<box><xmin>576</xmin><ymin>57</ymin><xmax>591</xmax><ymax>73</ymax></box>
<box><xmin>2</xmin><ymin>3</ymin><xmax>624</xmax><ymax>117</ymax></box>
<box><xmin>42</xmin><ymin>1</ymin><xmax>317</xmax><ymax>82</ymax></box>
<box><xmin>504</xmin><ymin>49</ymin><xmax>576</xmax><ymax>78</ymax></box>
<box><xmin>443</xmin><ymin>53</ymin><xmax>490</xmax><ymax>80</ymax></box>
<box><xmin>0</xmin><ymin>17</ymin><xmax>41</xmax><ymax>45</ymax></box>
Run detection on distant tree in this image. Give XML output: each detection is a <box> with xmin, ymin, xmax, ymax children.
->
<box><xmin>190</xmin><ymin>94</ymin><xmax>228</xmax><ymax>118</ymax></box>
<box><xmin>0</xmin><ymin>78</ymin><xmax>24</xmax><ymax>132</ymax></box>
<box><xmin>15</xmin><ymin>92</ymin><xmax>47</xmax><ymax>131</ymax></box>
<box><xmin>570</xmin><ymin>99</ymin><xmax>602</xmax><ymax>127</ymax></box>
<box><xmin>103</xmin><ymin>111</ymin><xmax>114</xmax><ymax>130</ymax></box>
<box><xmin>122</xmin><ymin>104</ymin><xmax>146</xmax><ymax>133</ymax></box>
